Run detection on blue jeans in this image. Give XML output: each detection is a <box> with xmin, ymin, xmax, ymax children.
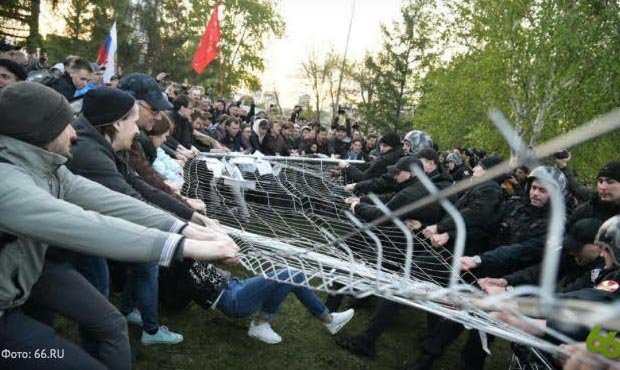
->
<box><xmin>119</xmin><ymin>263</ymin><xmax>159</xmax><ymax>333</ymax></box>
<box><xmin>216</xmin><ymin>269</ymin><xmax>329</xmax><ymax>321</ymax></box>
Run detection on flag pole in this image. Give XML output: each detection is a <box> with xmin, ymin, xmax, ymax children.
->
<box><xmin>334</xmin><ymin>0</ymin><xmax>356</xmax><ymax>120</ymax></box>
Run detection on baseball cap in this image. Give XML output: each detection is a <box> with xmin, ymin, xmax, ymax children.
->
<box><xmin>118</xmin><ymin>72</ymin><xmax>172</xmax><ymax>111</ymax></box>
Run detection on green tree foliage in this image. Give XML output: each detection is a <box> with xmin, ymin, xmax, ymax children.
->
<box><xmin>183</xmin><ymin>0</ymin><xmax>284</xmax><ymax>97</ymax></box>
<box><xmin>35</xmin><ymin>0</ymin><xmax>283</xmax><ymax>97</ymax></box>
<box><xmin>350</xmin><ymin>0</ymin><xmax>438</xmax><ymax>134</ymax></box>
<box><xmin>413</xmin><ymin>0</ymin><xmax>620</xmax><ymax>178</ymax></box>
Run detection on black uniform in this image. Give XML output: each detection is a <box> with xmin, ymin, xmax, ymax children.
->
<box><xmin>350</xmin><ymin>149</ymin><xmax>405</xmax><ymax>193</ymax></box>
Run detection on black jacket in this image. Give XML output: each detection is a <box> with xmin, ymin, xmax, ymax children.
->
<box><xmin>569</xmin><ymin>196</ymin><xmax>620</xmax><ymax>227</ymax></box>
<box><xmin>48</xmin><ymin>72</ymin><xmax>76</xmax><ymax>100</ymax></box>
<box><xmin>69</xmin><ymin>117</ymin><xmax>193</xmax><ymax>220</ymax></box>
<box><xmin>478</xmin><ymin>200</ymin><xmax>551</xmax><ymax>275</ymax></box>
<box><xmin>354</xmin><ymin>170</ymin><xmax>452</xmax><ymax>225</ymax></box>
<box><xmin>219</xmin><ymin>130</ymin><xmax>243</xmax><ymax>152</ymax></box>
<box><xmin>328</xmin><ymin>137</ymin><xmax>350</xmax><ymax>158</ymax></box>
<box><xmin>437</xmin><ymin>179</ymin><xmax>504</xmax><ymax>255</ymax></box>
<box><xmin>346</xmin><ymin>148</ymin><xmax>404</xmax><ymax>184</ymax></box>
<box><xmin>449</xmin><ymin>164</ymin><xmax>471</xmax><ymax>182</ymax></box>
<box><xmin>170</xmin><ymin>111</ymin><xmax>194</xmax><ymax>150</ymax></box>
<box><xmin>250</xmin><ymin>132</ymin><xmax>277</xmax><ymax>155</ymax></box>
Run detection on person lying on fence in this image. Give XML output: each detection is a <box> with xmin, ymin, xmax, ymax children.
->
<box><xmin>0</xmin><ymin>82</ymin><xmax>239</xmax><ymax>370</ymax></box>
<box><xmin>187</xmin><ymin>262</ymin><xmax>355</xmax><ymax>344</ymax></box>
<box><xmin>492</xmin><ymin>216</ymin><xmax>620</xmax><ymax>344</ymax></box>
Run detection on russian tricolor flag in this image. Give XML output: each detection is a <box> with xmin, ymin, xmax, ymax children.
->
<box><xmin>96</xmin><ymin>22</ymin><xmax>117</xmax><ymax>83</ymax></box>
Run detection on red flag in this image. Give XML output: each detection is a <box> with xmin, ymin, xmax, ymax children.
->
<box><xmin>191</xmin><ymin>4</ymin><xmax>221</xmax><ymax>74</ymax></box>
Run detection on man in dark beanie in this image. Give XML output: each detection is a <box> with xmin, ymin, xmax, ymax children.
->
<box><xmin>570</xmin><ymin>160</ymin><xmax>620</xmax><ymax>228</ymax></box>
<box><xmin>477</xmin><ymin>155</ymin><xmax>503</xmax><ymax>172</ymax></box>
<box><xmin>0</xmin><ymin>57</ymin><xmax>27</xmax><ymax>91</ymax></box>
<box><xmin>0</xmin><ymin>82</ymin><xmax>238</xmax><ymax>369</ymax></box>
<box><xmin>339</xmin><ymin>131</ymin><xmax>405</xmax><ymax>189</ymax></box>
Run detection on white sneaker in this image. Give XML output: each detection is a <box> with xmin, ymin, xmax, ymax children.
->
<box><xmin>141</xmin><ymin>326</ymin><xmax>184</xmax><ymax>345</ymax></box>
<box><xmin>125</xmin><ymin>309</ymin><xmax>142</xmax><ymax>326</ymax></box>
<box><xmin>325</xmin><ymin>308</ymin><xmax>355</xmax><ymax>335</ymax></box>
<box><xmin>248</xmin><ymin>321</ymin><xmax>282</xmax><ymax>344</ymax></box>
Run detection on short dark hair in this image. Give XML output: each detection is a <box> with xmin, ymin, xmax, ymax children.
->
<box><xmin>173</xmin><ymin>95</ymin><xmax>191</xmax><ymax>111</ymax></box>
<box><xmin>191</xmin><ymin>109</ymin><xmax>210</xmax><ymax>122</ymax></box>
<box><xmin>224</xmin><ymin>117</ymin><xmax>240</xmax><ymax>127</ymax></box>
<box><xmin>351</xmin><ymin>138</ymin><xmax>363</xmax><ymax>145</ymax></box>
<box><xmin>70</xmin><ymin>57</ymin><xmax>94</xmax><ymax>73</ymax></box>
<box><xmin>335</xmin><ymin>125</ymin><xmax>346</xmax><ymax>132</ymax></box>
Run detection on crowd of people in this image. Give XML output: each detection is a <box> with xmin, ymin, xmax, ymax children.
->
<box><xmin>1</xmin><ymin>47</ymin><xmax>620</xmax><ymax>370</ymax></box>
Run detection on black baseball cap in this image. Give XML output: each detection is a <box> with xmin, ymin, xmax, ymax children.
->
<box><xmin>565</xmin><ymin>218</ymin><xmax>604</xmax><ymax>252</ymax></box>
<box><xmin>387</xmin><ymin>155</ymin><xmax>423</xmax><ymax>177</ymax></box>
<box><xmin>118</xmin><ymin>73</ymin><xmax>172</xmax><ymax>111</ymax></box>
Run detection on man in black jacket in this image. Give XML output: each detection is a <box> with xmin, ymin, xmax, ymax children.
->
<box><xmin>342</xmin><ymin>132</ymin><xmax>404</xmax><ymax>192</ymax></box>
<box><xmin>460</xmin><ymin>166</ymin><xmax>567</xmax><ymax>277</ymax></box>
<box><xmin>219</xmin><ymin>116</ymin><xmax>243</xmax><ymax>152</ymax></box>
<box><xmin>492</xmin><ymin>162</ymin><xmax>620</xmax><ymax>293</ymax></box>
<box><xmin>568</xmin><ymin>161</ymin><xmax>620</xmax><ymax>227</ymax></box>
<box><xmin>408</xmin><ymin>156</ymin><xmax>505</xmax><ymax>370</ymax></box>
<box><xmin>169</xmin><ymin>95</ymin><xmax>196</xmax><ymax>151</ymax></box>
<box><xmin>48</xmin><ymin>57</ymin><xmax>93</xmax><ymax>99</ymax></box>
<box><xmin>328</xmin><ymin>125</ymin><xmax>350</xmax><ymax>159</ymax></box>
<box><xmin>338</xmin><ymin>150</ymin><xmax>454</xmax><ymax>358</ymax></box>
<box><xmin>423</xmin><ymin>155</ymin><xmax>505</xmax><ymax>256</ymax></box>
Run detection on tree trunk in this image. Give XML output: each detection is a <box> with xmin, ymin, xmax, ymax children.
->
<box><xmin>27</xmin><ymin>0</ymin><xmax>41</xmax><ymax>50</ymax></box>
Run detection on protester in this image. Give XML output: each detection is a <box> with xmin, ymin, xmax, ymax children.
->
<box><xmin>0</xmin><ymin>58</ymin><xmax>27</xmax><ymax>90</ymax></box>
<box><xmin>0</xmin><ymin>82</ymin><xmax>238</xmax><ymax>370</ymax></box>
<box><xmin>188</xmin><ymin>263</ymin><xmax>354</xmax><ymax>344</ymax></box>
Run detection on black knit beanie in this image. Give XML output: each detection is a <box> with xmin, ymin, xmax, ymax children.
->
<box><xmin>0</xmin><ymin>82</ymin><xmax>74</xmax><ymax>145</ymax></box>
<box><xmin>379</xmin><ymin>132</ymin><xmax>402</xmax><ymax>148</ymax></box>
<box><xmin>82</xmin><ymin>87</ymin><xmax>136</xmax><ymax>127</ymax></box>
<box><xmin>598</xmin><ymin>161</ymin><xmax>620</xmax><ymax>182</ymax></box>
<box><xmin>0</xmin><ymin>58</ymin><xmax>27</xmax><ymax>81</ymax></box>
<box><xmin>479</xmin><ymin>155</ymin><xmax>503</xmax><ymax>170</ymax></box>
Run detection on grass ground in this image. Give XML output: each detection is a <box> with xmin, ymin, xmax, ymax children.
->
<box><xmin>58</xmin><ymin>269</ymin><xmax>513</xmax><ymax>370</ymax></box>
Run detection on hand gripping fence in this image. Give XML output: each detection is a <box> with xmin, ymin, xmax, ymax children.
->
<box><xmin>183</xmin><ymin>107</ymin><xmax>620</xmax><ymax>369</ymax></box>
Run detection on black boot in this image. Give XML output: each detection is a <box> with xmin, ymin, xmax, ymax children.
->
<box><xmin>335</xmin><ymin>335</ymin><xmax>376</xmax><ymax>358</ymax></box>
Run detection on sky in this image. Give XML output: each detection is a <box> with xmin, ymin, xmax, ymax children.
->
<box><xmin>39</xmin><ymin>0</ymin><xmax>404</xmax><ymax>107</ymax></box>
<box><xmin>261</xmin><ymin>0</ymin><xmax>403</xmax><ymax>108</ymax></box>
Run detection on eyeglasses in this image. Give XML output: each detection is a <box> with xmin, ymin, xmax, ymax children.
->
<box><xmin>138</xmin><ymin>101</ymin><xmax>159</xmax><ymax>116</ymax></box>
